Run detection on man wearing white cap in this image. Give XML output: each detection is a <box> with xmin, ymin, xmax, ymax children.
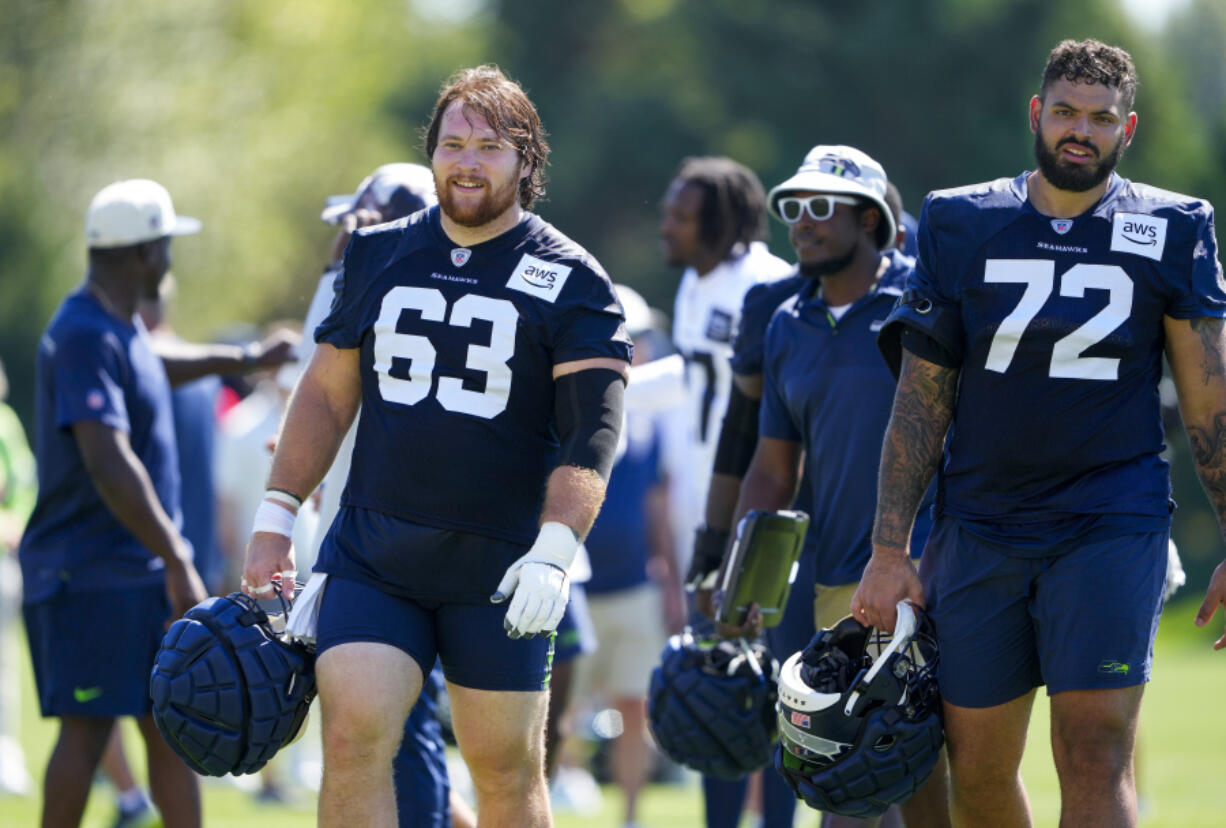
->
<box><xmin>18</xmin><ymin>179</ymin><xmax>288</xmax><ymax>828</ymax></box>
<box><xmin>716</xmin><ymin>146</ymin><xmax>951</xmax><ymax>826</ymax></box>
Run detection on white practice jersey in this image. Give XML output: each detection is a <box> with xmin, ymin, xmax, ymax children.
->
<box><xmin>669</xmin><ymin>241</ymin><xmax>791</xmax><ymax>546</ymax></box>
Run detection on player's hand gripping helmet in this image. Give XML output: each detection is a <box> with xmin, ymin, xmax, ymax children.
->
<box><xmin>775</xmin><ymin>601</ymin><xmax>943</xmax><ymax>818</ymax></box>
<box><xmin>150</xmin><ymin>591</ymin><xmax>316</xmax><ymax>776</ymax></box>
<box><xmin>647</xmin><ymin>629</ymin><xmax>778</xmax><ymax>779</ymax></box>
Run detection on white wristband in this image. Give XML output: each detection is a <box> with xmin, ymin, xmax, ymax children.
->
<box><xmin>252</xmin><ymin>499</ymin><xmax>296</xmax><ymax>538</ymax></box>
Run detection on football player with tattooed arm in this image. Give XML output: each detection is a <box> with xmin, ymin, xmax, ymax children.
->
<box><xmin>856</xmin><ymin>39</ymin><xmax>1226</xmax><ymax>827</ymax></box>
<box><xmin>241</xmin><ymin>65</ymin><xmax>631</xmax><ymax>828</ymax></box>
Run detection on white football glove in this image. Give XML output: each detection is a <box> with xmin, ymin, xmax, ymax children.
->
<box><xmin>491</xmin><ymin>522</ymin><xmax>580</xmax><ymax>639</ymax></box>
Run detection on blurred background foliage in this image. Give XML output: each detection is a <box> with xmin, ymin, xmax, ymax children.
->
<box><xmin>1</xmin><ymin>0</ymin><xmax>1225</xmax><ymax>585</ymax></box>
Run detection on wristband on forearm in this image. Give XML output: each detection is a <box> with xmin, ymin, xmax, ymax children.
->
<box><xmin>252</xmin><ymin>497</ymin><xmax>297</xmax><ymax>537</ymax></box>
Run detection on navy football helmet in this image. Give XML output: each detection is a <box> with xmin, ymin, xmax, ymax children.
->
<box><xmin>150</xmin><ymin>591</ymin><xmax>315</xmax><ymax>776</ymax></box>
<box><xmin>647</xmin><ymin>630</ymin><xmax>778</xmax><ymax>779</ymax></box>
<box><xmin>775</xmin><ymin>601</ymin><xmax>943</xmax><ymax>818</ymax></box>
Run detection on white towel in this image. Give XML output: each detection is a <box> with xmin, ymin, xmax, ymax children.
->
<box><xmin>285</xmin><ymin>573</ymin><xmax>328</xmax><ymax>649</ymax></box>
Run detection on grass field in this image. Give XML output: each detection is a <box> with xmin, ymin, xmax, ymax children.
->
<box><xmin>1</xmin><ymin>596</ymin><xmax>1223</xmax><ymax>827</ymax></box>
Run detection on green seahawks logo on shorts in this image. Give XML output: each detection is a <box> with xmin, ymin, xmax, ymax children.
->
<box><xmin>1097</xmin><ymin>660</ymin><xmax>1130</xmax><ymax>676</ymax></box>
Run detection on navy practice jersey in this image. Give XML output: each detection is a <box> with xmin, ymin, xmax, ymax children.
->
<box><xmin>315</xmin><ymin>206</ymin><xmax>632</xmax><ymax>547</ymax></box>
<box><xmin>891</xmin><ymin>173</ymin><xmax>1225</xmax><ymax>538</ymax></box>
<box><xmin>20</xmin><ymin>290</ymin><xmax>180</xmax><ymax>601</ymax></box>
<box><xmin>729</xmin><ymin>274</ymin><xmax>805</xmax><ymax>377</ymax></box>
<box><xmin>761</xmin><ymin>252</ymin><xmax>932</xmax><ymax>585</ymax></box>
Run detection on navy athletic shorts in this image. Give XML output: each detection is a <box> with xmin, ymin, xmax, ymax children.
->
<box><xmin>316</xmin><ymin>574</ymin><xmax>555</xmax><ymax>691</ymax></box>
<box><xmin>23</xmin><ymin>582</ymin><xmax>169</xmax><ymax>717</ymax></box>
<box><xmin>919</xmin><ymin>516</ymin><xmax>1167</xmax><ymax>708</ymax></box>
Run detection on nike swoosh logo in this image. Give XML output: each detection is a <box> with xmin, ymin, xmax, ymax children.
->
<box><xmin>73</xmin><ymin>686</ymin><xmax>103</xmax><ymax>703</ymax></box>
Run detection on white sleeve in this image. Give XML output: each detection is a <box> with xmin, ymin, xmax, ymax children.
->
<box><xmin>297</xmin><ymin>271</ymin><xmax>339</xmax><ymax>369</ymax></box>
<box><xmin>624</xmin><ymin>353</ymin><xmax>686</xmax><ymax>413</ymax></box>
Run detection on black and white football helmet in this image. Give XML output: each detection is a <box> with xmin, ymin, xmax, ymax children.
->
<box><xmin>775</xmin><ymin>601</ymin><xmax>943</xmax><ymax>817</ymax></box>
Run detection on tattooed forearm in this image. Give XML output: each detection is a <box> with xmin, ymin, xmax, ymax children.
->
<box><xmin>873</xmin><ymin>351</ymin><xmax>958</xmax><ymax>550</ymax></box>
<box><xmin>1187</xmin><ymin>412</ymin><xmax>1226</xmax><ymax>527</ymax></box>
<box><xmin>1189</xmin><ymin>317</ymin><xmax>1226</xmax><ymax>385</ymax></box>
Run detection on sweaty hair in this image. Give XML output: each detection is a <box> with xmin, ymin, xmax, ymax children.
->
<box><xmin>1040</xmin><ymin>39</ymin><xmax>1138</xmax><ymax>111</ymax></box>
<box><xmin>422</xmin><ymin>64</ymin><xmax>550</xmax><ymax>209</ymax></box>
<box><xmin>672</xmin><ymin>156</ymin><xmax>769</xmax><ymax>260</ymax></box>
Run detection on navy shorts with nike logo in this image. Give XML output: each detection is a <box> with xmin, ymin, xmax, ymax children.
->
<box><xmin>24</xmin><ymin>582</ymin><xmax>169</xmax><ymax>717</ymax></box>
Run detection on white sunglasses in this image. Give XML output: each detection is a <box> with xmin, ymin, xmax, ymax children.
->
<box><xmin>776</xmin><ymin>194</ymin><xmax>861</xmax><ymax>224</ymax></box>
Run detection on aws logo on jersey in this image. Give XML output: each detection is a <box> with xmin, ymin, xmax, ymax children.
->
<box><xmin>1110</xmin><ymin>212</ymin><xmax>1167</xmax><ymax>262</ymax></box>
<box><xmin>506</xmin><ymin>253</ymin><xmax>573</xmax><ymax>303</ymax></box>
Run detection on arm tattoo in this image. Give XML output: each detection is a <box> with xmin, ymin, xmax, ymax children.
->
<box><xmin>1187</xmin><ymin>414</ymin><xmax>1226</xmax><ymax>528</ymax></box>
<box><xmin>1189</xmin><ymin>317</ymin><xmax>1226</xmax><ymax>385</ymax></box>
<box><xmin>873</xmin><ymin>352</ymin><xmax>958</xmax><ymax>550</ymax></box>
<box><xmin>1183</xmin><ymin>318</ymin><xmax>1226</xmax><ymax>529</ymax></box>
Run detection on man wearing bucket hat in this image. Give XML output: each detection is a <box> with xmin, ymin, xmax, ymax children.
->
<box><xmin>714</xmin><ymin>145</ymin><xmax>951</xmax><ymax>826</ymax></box>
<box><xmin>20</xmin><ymin>179</ymin><xmax>212</xmax><ymax>828</ymax></box>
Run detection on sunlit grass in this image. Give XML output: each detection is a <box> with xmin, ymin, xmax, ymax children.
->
<box><xmin>0</xmin><ymin>596</ymin><xmax>1222</xmax><ymax>826</ymax></box>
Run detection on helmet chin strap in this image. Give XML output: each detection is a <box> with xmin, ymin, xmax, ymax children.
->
<box><xmin>843</xmin><ymin>601</ymin><xmax>918</xmax><ymax>716</ymax></box>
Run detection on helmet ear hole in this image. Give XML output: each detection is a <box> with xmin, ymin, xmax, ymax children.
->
<box><xmin>873</xmin><ymin>733</ymin><xmax>897</xmax><ymax>752</ymax></box>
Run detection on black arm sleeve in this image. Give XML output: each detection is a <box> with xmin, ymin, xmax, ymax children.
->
<box><xmin>554</xmin><ymin>368</ymin><xmax>626</xmax><ymax>483</ymax></box>
<box><xmin>711</xmin><ymin>381</ymin><xmax>761</xmax><ymax>478</ymax></box>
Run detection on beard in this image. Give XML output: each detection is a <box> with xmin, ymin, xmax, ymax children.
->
<box><xmin>797</xmin><ymin>236</ymin><xmax>859</xmax><ymax>280</ymax></box>
<box><xmin>437</xmin><ymin>172</ymin><xmax>521</xmax><ymax>227</ymax></box>
<box><xmin>1033</xmin><ymin>129</ymin><xmax>1125</xmax><ymax>193</ymax></box>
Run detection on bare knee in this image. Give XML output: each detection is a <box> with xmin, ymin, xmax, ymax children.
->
<box><xmin>1053</xmin><ymin>717</ymin><xmax>1134</xmax><ymax>785</ymax></box>
<box><xmin>464</xmin><ymin>733</ymin><xmax>543</xmax><ymax>796</ymax></box>
<box><xmin>57</xmin><ymin>716</ymin><xmax>114</xmax><ymax>762</ymax></box>
<box><xmin>1051</xmin><ymin>689</ymin><xmax>1139</xmax><ymax>787</ymax></box>
<box><xmin>317</xmin><ymin>643</ymin><xmax>420</xmax><ymax>772</ymax></box>
<box><xmin>322</xmin><ymin>702</ymin><xmax>402</xmax><ymax>769</ymax></box>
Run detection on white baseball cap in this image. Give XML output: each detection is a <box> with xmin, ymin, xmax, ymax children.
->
<box><xmin>767</xmin><ymin>145</ymin><xmax>896</xmax><ymax>250</ymax></box>
<box><xmin>320</xmin><ymin>163</ymin><xmax>437</xmax><ymax>225</ymax></box>
<box><xmin>85</xmin><ymin>179</ymin><xmax>201</xmax><ymax>249</ymax></box>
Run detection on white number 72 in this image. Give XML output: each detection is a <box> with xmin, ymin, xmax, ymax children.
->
<box><xmin>983</xmin><ymin>260</ymin><xmax>1133</xmax><ymax>380</ymax></box>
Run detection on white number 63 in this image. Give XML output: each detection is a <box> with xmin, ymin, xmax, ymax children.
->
<box><xmin>372</xmin><ymin>286</ymin><xmax>518</xmax><ymax>418</ymax></box>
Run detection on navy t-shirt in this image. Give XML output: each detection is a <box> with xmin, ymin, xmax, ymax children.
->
<box><xmin>897</xmin><ymin>173</ymin><xmax>1224</xmax><ymax>544</ymax></box>
<box><xmin>20</xmin><ymin>289</ymin><xmax>180</xmax><ymax>601</ymax></box>
<box><xmin>315</xmin><ymin>206</ymin><xmax>632</xmax><ymax>558</ymax></box>
<box><xmin>760</xmin><ymin>253</ymin><xmax>931</xmax><ymax>585</ymax></box>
